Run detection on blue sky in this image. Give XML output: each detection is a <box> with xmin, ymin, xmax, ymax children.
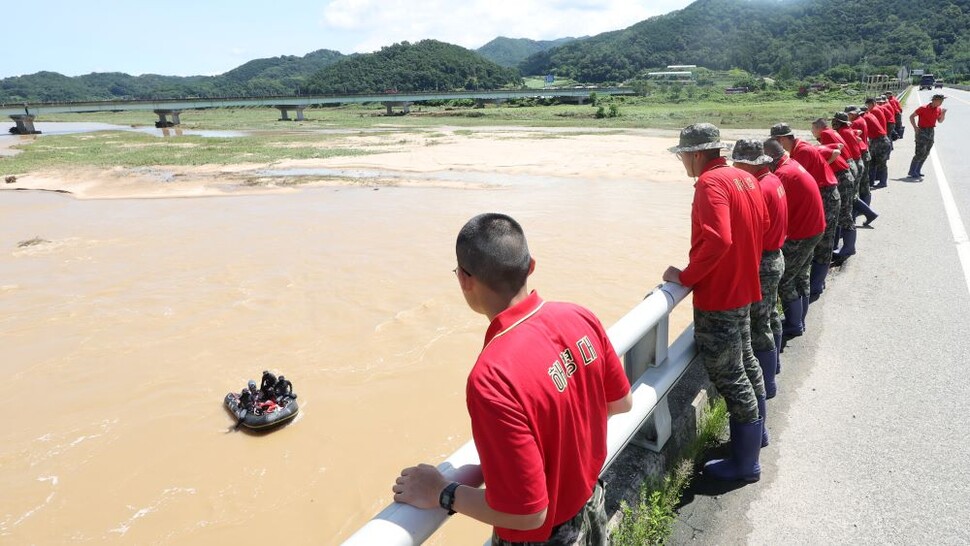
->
<box><xmin>4</xmin><ymin>0</ymin><xmax>694</xmax><ymax>78</ymax></box>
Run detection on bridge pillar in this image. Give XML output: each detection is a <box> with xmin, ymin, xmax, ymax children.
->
<box><xmin>382</xmin><ymin>101</ymin><xmax>412</xmax><ymax>115</ymax></box>
<box><xmin>154</xmin><ymin>109</ymin><xmax>182</xmax><ymax>128</ymax></box>
<box><xmin>276</xmin><ymin>106</ymin><xmax>305</xmax><ymax>121</ymax></box>
<box><xmin>8</xmin><ymin>114</ymin><xmax>40</xmax><ymax>134</ymax></box>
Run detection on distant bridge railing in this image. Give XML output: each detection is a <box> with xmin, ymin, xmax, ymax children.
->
<box><xmin>342</xmin><ymin>281</ymin><xmax>696</xmax><ymax>546</ymax></box>
<box><xmin>0</xmin><ymin>87</ymin><xmax>635</xmax><ymax>117</ymax></box>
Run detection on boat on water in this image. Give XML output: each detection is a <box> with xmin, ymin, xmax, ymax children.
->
<box><xmin>225</xmin><ymin>371</ymin><xmax>299</xmax><ymax>430</ymax></box>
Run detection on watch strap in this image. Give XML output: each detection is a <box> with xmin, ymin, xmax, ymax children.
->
<box><xmin>439</xmin><ymin>481</ymin><xmax>460</xmax><ymax>515</ymax></box>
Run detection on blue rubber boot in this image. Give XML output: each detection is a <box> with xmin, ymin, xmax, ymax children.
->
<box><xmin>704</xmin><ymin>418</ymin><xmax>763</xmax><ymax>482</ymax></box>
<box><xmin>781</xmin><ymin>298</ymin><xmax>804</xmax><ymax>339</ymax></box>
<box><xmin>907</xmin><ymin>158</ymin><xmax>919</xmax><ymax>178</ymax></box>
<box><xmin>832</xmin><ymin>229</ymin><xmax>857</xmax><ymax>266</ymax></box>
<box><xmin>801</xmin><ymin>293</ymin><xmax>810</xmax><ymax>327</ymax></box>
<box><xmin>916</xmin><ymin>160</ymin><xmax>926</xmax><ymax>178</ymax></box>
<box><xmin>854</xmin><ymin>198</ymin><xmax>878</xmax><ymax>226</ymax></box>
<box><xmin>758</xmin><ymin>395</ymin><xmax>770</xmax><ymax>447</ymax></box>
<box><xmin>773</xmin><ymin>332</ymin><xmax>782</xmax><ymax>374</ymax></box>
<box><xmin>756</xmin><ymin>351</ymin><xmax>777</xmax><ymax>400</ymax></box>
<box><xmin>809</xmin><ymin>261</ymin><xmax>829</xmax><ymax>303</ymax></box>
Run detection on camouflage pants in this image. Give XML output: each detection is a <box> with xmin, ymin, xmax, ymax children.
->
<box><xmin>694</xmin><ymin>305</ymin><xmax>764</xmax><ymax>423</ymax></box>
<box><xmin>751</xmin><ymin>249</ymin><xmax>785</xmax><ymax>352</ymax></box>
<box><xmin>913</xmin><ymin>127</ymin><xmax>935</xmax><ymax>164</ymax></box>
<box><xmin>492</xmin><ymin>480</ymin><xmax>607</xmax><ymax>546</ymax></box>
<box><xmin>868</xmin><ymin>136</ymin><xmax>891</xmax><ymax>184</ymax></box>
<box><xmin>858</xmin><ymin>151</ymin><xmax>871</xmax><ymax>202</ymax></box>
<box><xmin>813</xmin><ymin>185</ymin><xmax>841</xmax><ymax>264</ymax></box>
<box><xmin>835</xmin><ymin>169</ymin><xmax>856</xmax><ymax>230</ymax></box>
<box><xmin>780</xmin><ymin>234</ymin><xmax>823</xmax><ymax>303</ymax></box>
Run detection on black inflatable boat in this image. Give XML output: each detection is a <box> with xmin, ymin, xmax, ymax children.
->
<box><xmin>225</xmin><ymin>371</ymin><xmax>299</xmax><ymax>430</ymax></box>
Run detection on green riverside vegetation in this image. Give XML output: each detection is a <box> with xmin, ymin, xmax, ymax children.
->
<box><xmin>613</xmin><ymin>399</ymin><xmax>729</xmax><ymax>546</ymax></box>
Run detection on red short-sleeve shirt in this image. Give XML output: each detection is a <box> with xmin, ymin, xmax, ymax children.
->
<box><xmin>913</xmin><ymin>104</ymin><xmax>943</xmax><ymax>128</ymax></box>
<box><xmin>790</xmin><ymin>139</ymin><xmax>838</xmax><ymax>188</ymax></box>
<box><xmin>773</xmin><ymin>155</ymin><xmax>826</xmax><ymax>240</ymax></box>
<box><xmin>755</xmin><ymin>168</ymin><xmax>788</xmax><ymax>251</ymax></box>
<box><xmin>863</xmin><ymin>111</ymin><xmax>887</xmax><ymax>138</ymax></box>
<box><xmin>679</xmin><ymin>157</ymin><xmax>767</xmax><ymax>311</ymax></box>
<box><xmin>817</xmin><ymin>143</ymin><xmax>850</xmax><ymax>174</ymax></box>
<box><xmin>852</xmin><ymin>117</ymin><xmax>870</xmax><ymax>150</ymax></box>
<box><xmin>835</xmin><ymin>126</ymin><xmax>862</xmax><ymax>160</ymax></box>
<box><xmin>467</xmin><ymin>291</ymin><xmax>630</xmax><ymax>542</ymax></box>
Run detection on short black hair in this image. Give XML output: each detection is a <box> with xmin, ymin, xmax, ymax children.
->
<box><xmin>456</xmin><ymin>213</ymin><xmax>531</xmax><ymax>295</ymax></box>
<box><xmin>811</xmin><ymin>118</ymin><xmax>828</xmax><ymax>129</ymax></box>
<box><xmin>763</xmin><ymin>138</ymin><xmax>785</xmax><ymax>160</ymax></box>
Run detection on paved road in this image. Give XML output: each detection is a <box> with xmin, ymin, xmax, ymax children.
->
<box><xmin>670</xmin><ymin>88</ymin><xmax>970</xmax><ymax>545</ymax></box>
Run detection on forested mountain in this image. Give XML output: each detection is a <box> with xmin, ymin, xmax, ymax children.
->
<box><xmin>476</xmin><ymin>36</ymin><xmax>581</xmax><ymax>67</ymax></box>
<box><xmin>520</xmin><ymin>0</ymin><xmax>970</xmax><ymax>82</ymax></box>
<box><xmin>303</xmin><ymin>40</ymin><xmax>523</xmax><ymax>94</ymax></box>
<box><xmin>0</xmin><ymin>49</ymin><xmax>344</xmax><ymax>102</ymax></box>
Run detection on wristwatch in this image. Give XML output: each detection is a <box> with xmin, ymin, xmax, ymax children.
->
<box><xmin>439</xmin><ymin>482</ymin><xmax>461</xmax><ymax>515</ymax></box>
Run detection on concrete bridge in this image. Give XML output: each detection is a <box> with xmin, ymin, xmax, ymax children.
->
<box><xmin>2</xmin><ymin>87</ymin><xmax>634</xmax><ymax>134</ymax></box>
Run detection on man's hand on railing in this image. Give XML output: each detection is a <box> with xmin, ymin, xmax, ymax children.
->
<box><xmin>662</xmin><ymin>266</ymin><xmax>683</xmax><ymax>285</ymax></box>
<box><xmin>393</xmin><ymin>463</ymin><xmax>450</xmax><ymax>510</ymax></box>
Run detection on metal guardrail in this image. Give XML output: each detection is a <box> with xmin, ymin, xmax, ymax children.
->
<box><xmin>342</xmin><ymin>282</ymin><xmax>694</xmax><ymax>545</ymax></box>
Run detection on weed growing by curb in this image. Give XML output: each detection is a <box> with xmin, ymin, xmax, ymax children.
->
<box><xmin>613</xmin><ymin>398</ymin><xmax>728</xmax><ymax>546</ymax></box>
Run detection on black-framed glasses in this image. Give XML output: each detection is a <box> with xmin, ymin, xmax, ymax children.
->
<box><xmin>452</xmin><ymin>265</ymin><xmax>471</xmax><ymax>277</ymax></box>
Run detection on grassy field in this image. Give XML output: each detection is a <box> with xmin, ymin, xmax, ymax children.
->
<box><xmin>3</xmin><ymin>88</ymin><xmax>872</xmax><ymax>173</ymax></box>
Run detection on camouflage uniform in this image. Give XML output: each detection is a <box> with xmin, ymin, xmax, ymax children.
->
<box><xmin>913</xmin><ymin>127</ymin><xmax>936</xmax><ymax>164</ymax></box>
<box><xmin>780</xmin><ymin>234</ymin><xmax>823</xmax><ymax>303</ymax></box>
<box><xmin>835</xmin><ymin>169</ymin><xmax>856</xmax><ymax>230</ymax></box>
<box><xmin>694</xmin><ymin>306</ymin><xmax>765</xmax><ymax>423</ymax></box>
<box><xmin>813</xmin><ymin>185</ymin><xmax>841</xmax><ymax>264</ymax></box>
<box><xmin>492</xmin><ymin>480</ymin><xmax>608</xmax><ymax>546</ymax></box>
<box><xmin>868</xmin><ymin>135</ymin><xmax>892</xmax><ymax>186</ymax></box>
<box><xmin>857</xmin><ymin>150</ymin><xmax>871</xmax><ymax>203</ymax></box>
<box><xmin>751</xmin><ymin>249</ymin><xmax>785</xmax><ymax>352</ymax></box>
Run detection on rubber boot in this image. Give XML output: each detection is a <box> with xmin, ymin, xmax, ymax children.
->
<box><xmin>862</xmin><ymin>191</ymin><xmax>872</xmax><ymax>206</ymax></box>
<box><xmin>809</xmin><ymin>261</ymin><xmax>829</xmax><ymax>302</ymax></box>
<box><xmin>907</xmin><ymin>158</ymin><xmax>919</xmax><ymax>178</ymax></box>
<box><xmin>704</xmin><ymin>418</ymin><xmax>763</xmax><ymax>482</ymax></box>
<box><xmin>773</xmin><ymin>332</ymin><xmax>782</xmax><ymax>374</ymax></box>
<box><xmin>832</xmin><ymin>229</ymin><xmax>857</xmax><ymax>266</ymax></box>
<box><xmin>781</xmin><ymin>298</ymin><xmax>804</xmax><ymax>339</ymax></box>
<box><xmin>854</xmin><ymin>198</ymin><xmax>878</xmax><ymax>226</ymax></box>
<box><xmin>832</xmin><ymin>227</ymin><xmax>842</xmax><ymax>253</ymax></box>
<box><xmin>758</xmin><ymin>395</ymin><xmax>769</xmax><ymax>447</ymax></box>
<box><xmin>916</xmin><ymin>160</ymin><xmax>926</xmax><ymax>178</ymax></box>
<box><xmin>756</xmin><ymin>351</ymin><xmax>777</xmax><ymax>400</ymax></box>
<box><xmin>801</xmin><ymin>293</ymin><xmax>810</xmax><ymax>326</ymax></box>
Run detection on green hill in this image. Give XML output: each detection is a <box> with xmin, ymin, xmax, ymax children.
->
<box><xmin>0</xmin><ymin>49</ymin><xmax>344</xmax><ymax>102</ymax></box>
<box><xmin>477</xmin><ymin>36</ymin><xmax>581</xmax><ymax>67</ymax></box>
<box><xmin>303</xmin><ymin>40</ymin><xmax>523</xmax><ymax>94</ymax></box>
<box><xmin>519</xmin><ymin>0</ymin><xmax>970</xmax><ymax>82</ymax></box>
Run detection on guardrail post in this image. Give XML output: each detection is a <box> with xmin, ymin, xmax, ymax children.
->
<box><xmin>633</xmin><ymin>395</ymin><xmax>672</xmax><ymax>453</ymax></box>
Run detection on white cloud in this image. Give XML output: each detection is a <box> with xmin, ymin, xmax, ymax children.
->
<box><xmin>321</xmin><ymin>0</ymin><xmax>689</xmax><ymax>53</ymax></box>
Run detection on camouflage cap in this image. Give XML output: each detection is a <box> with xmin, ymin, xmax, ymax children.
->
<box><xmin>668</xmin><ymin>123</ymin><xmax>728</xmax><ymax>153</ymax></box>
<box><xmin>731</xmin><ymin>139</ymin><xmax>771</xmax><ymax>165</ymax></box>
<box><xmin>832</xmin><ymin>112</ymin><xmax>852</xmax><ymax>126</ymax></box>
<box><xmin>844</xmin><ymin>105</ymin><xmax>860</xmax><ymax>114</ymax></box>
<box><xmin>769</xmin><ymin>123</ymin><xmax>794</xmax><ymax>137</ymax></box>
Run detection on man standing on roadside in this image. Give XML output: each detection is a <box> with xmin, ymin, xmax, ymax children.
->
<box><xmin>663</xmin><ymin>124</ymin><xmax>767</xmax><ymax>482</ymax></box>
<box><xmin>763</xmin><ymin>139</ymin><xmax>825</xmax><ymax>345</ymax></box>
<box><xmin>908</xmin><ymin>94</ymin><xmax>947</xmax><ymax>179</ymax></box>
<box><xmin>731</xmin><ymin>139</ymin><xmax>787</xmax><ymax>402</ymax></box>
<box><xmin>811</xmin><ymin>118</ymin><xmax>858</xmax><ymax>265</ymax></box>
<box><xmin>865</xmin><ymin>97</ymin><xmax>893</xmax><ymax>189</ymax></box>
<box><xmin>393</xmin><ymin>213</ymin><xmax>633</xmax><ymax>546</ymax></box>
<box><xmin>769</xmin><ymin>123</ymin><xmax>840</xmax><ymax>303</ymax></box>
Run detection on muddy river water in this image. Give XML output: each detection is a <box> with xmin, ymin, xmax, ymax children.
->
<box><xmin>0</xmin><ymin>125</ymin><xmax>696</xmax><ymax>544</ymax></box>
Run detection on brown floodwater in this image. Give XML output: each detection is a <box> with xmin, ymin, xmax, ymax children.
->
<box><xmin>0</xmin><ymin>168</ymin><xmax>693</xmax><ymax>544</ymax></box>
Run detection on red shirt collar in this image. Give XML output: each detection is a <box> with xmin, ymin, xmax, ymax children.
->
<box><xmin>700</xmin><ymin>156</ymin><xmax>728</xmax><ymax>175</ymax></box>
<box><xmin>482</xmin><ymin>291</ymin><xmax>545</xmax><ymax>349</ymax></box>
<box><xmin>755</xmin><ymin>167</ymin><xmax>772</xmax><ymax>179</ymax></box>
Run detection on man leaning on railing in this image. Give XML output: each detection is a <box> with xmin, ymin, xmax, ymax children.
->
<box><xmin>392</xmin><ymin>213</ymin><xmax>633</xmax><ymax>545</ymax></box>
